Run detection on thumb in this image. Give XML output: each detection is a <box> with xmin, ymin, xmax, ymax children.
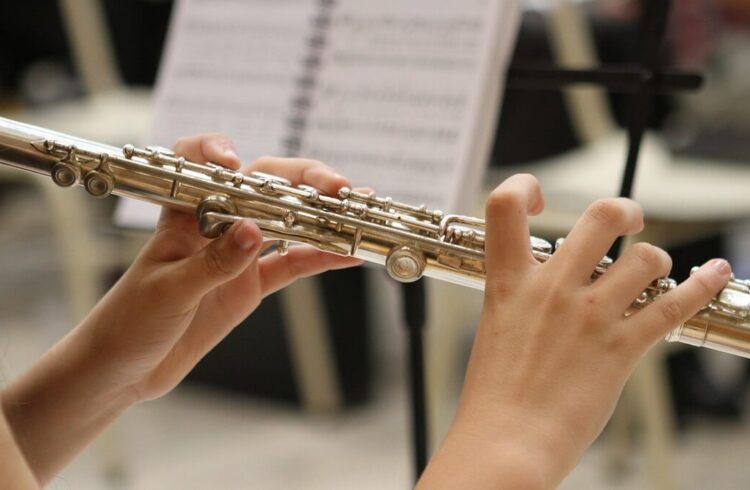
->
<box><xmin>172</xmin><ymin>219</ymin><xmax>262</xmax><ymax>302</ymax></box>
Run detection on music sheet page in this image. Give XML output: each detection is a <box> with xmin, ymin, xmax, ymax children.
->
<box><xmin>115</xmin><ymin>0</ymin><xmax>519</xmax><ymax>227</ymax></box>
<box><xmin>299</xmin><ymin>0</ymin><xmax>520</xmax><ymax>212</ymax></box>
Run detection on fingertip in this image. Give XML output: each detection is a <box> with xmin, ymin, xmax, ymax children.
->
<box><xmin>529</xmin><ymin>192</ymin><xmax>545</xmax><ymax>216</ymax></box>
<box><xmin>487</xmin><ymin>173</ymin><xmax>541</xmax><ymax>216</ymax></box>
<box><xmin>683</xmin><ymin>258</ymin><xmax>732</xmax><ymax>301</ymax></box>
<box><xmin>204</xmin><ymin>135</ymin><xmax>241</xmax><ymax>170</ymax></box>
<box><xmin>331</xmin><ymin>172</ymin><xmax>352</xmax><ymax>192</ymax></box>
<box><xmin>518</xmin><ymin>173</ymin><xmax>543</xmax><ymax>214</ymax></box>
<box><xmin>222</xmin><ymin>148</ymin><xmax>242</xmax><ymax>168</ymax></box>
<box><xmin>305</xmin><ymin>165</ymin><xmax>351</xmax><ymax>195</ymax></box>
<box><xmin>701</xmin><ymin>258</ymin><xmax>732</xmax><ymax>281</ymax></box>
<box><xmin>620</xmin><ymin>198</ymin><xmax>644</xmax><ymax>234</ymax></box>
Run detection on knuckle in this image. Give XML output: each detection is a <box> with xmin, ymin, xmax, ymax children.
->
<box><xmin>586</xmin><ymin>199</ymin><xmax>627</xmax><ymax>228</ymax></box>
<box><xmin>581</xmin><ymin>290</ymin><xmax>600</xmax><ymax>311</ymax></box>
<box><xmin>532</xmin><ymin>276</ymin><xmax>571</xmax><ymax>315</ymax></box>
<box><xmin>210</xmin><ymin>132</ymin><xmax>230</xmax><ymax>140</ymax></box>
<box><xmin>630</xmin><ymin>242</ymin><xmax>671</xmax><ymax>272</ymax></box>
<box><xmin>659</xmin><ymin>297</ymin><xmax>684</xmax><ymax>325</ymax></box>
<box><xmin>201</xmin><ymin>133</ymin><xmax>232</xmax><ymax>150</ymax></box>
<box><xmin>244</xmin><ymin>156</ymin><xmax>277</xmax><ymax>174</ymax></box>
<box><xmin>579</xmin><ymin>291</ymin><xmax>608</xmax><ymax>327</ymax></box>
<box><xmin>483</xmin><ymin>276</ymin><xmax>515</xmax><ymax>303</ymax></box>
<box><xmin>306</xmin><ymin>158</ymin><xmax>326</xmax><ymax>168</ymax></box>
<box><xmin>301</xmin><ymin>160</ymin><xmax>332</xmax><ymax>179</ymax></box>
<box><xmin>693</xmin><ymin>272</ymin><xmax>717</xmax><ymax>297</ymax></box>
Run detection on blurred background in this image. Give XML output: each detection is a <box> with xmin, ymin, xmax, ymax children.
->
<box><xmin>2</xmin><ymin>0</ymin><xmax>750</xmax><ymax>488</ymax></box>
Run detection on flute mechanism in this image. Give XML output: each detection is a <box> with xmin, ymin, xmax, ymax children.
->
<box><xmin>0</xmin><ymin>117</ymin><xmax>749</xmax><ymax>357</ymax></box>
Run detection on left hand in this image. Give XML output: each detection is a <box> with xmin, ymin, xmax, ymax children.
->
<box><xmin>81</xmin><ymin>134</ymin><xmax>361</xmax><ymax>402</ymax></box>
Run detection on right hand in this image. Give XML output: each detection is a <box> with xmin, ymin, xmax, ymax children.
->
<box><xmin>419</xmin><ymin>174</ymin><xmax>731</xmax><ymax>489</ymax></box>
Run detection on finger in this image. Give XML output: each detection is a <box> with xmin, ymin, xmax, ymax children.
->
<box><xmin>172</xmin><ymin>133</ymin><xmax>241</xmax><ymax>169</ymax></box>
<box><xmin>166</xmin><ymin>219</ymin><xmax>263</xmax><ymax>307</ymax></box>
<box><xmin>150</xmin><ymin>261</ymin><xmax>263</xmax><ymax>386</ymax></box>
<box><xmin>257</xmin><ymin>247</ymin><xmax>363</xmax><ymax>297</ymax></box>
<box><xmin>626</xmin><ymin>258</ymin><xmax>732</xmax><ymax>350</ymax></box>
<box><xmin>591</xmin><ymin>242</ymin><xmax>672</xmax><ymax>314</ymax></box>
<box><xmin>146</xmin><ymin>133</ymin><xmax>242</xmax><ymax>260</ymax></box>
<box><xmin>484</xmin><ymin>174</ymin><xmax>544</xmax><ymax>280</ymax></box>
<box><xmin>141</xmin><ymin>248</ymin><xmax>349</xmax><ymax>394</ymax></box>
<box><xmin>245</xmin><ymin>156</ymin><xmax>350</xmax><ymax>195</ymax></box>
<box><xmin>140</xmin><ymin>208</ymin><xmax>208</xmax><ymax>262</ymax></box>
<box><xmin>547</xmin><ymin>198</ymin><xmax>643</xmax><ymax>284</ymax></box>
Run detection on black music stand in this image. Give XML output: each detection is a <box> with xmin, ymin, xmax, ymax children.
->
<box><xmin>401</xmin><ymin>0</ymin><xmax>705</xmax><ymax>481</ymax></box>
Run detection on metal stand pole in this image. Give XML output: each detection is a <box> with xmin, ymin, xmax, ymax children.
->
<box><xmin>402</xmin><ymin>280</ymin><xmax>428</xmax><ymax>481</ymax></box>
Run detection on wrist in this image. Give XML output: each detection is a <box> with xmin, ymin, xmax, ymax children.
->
<box><xmin>1</xmin><ymin>324</ymin><xmax>137</xmax><ymax>484</ymax></box>
<box><xmin>420</xmin><ymin>428</ymin><xmax>551</xmax><ymax>489</ymax></box>
<box><xmin>439</xmin><ymin>395</ymin><xmax>579</xmax><ymax>489</ymax></box>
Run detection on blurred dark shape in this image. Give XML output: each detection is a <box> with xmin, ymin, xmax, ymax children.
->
<box><xmin>668</xmin><ymin>349</ymin><xmax>742</xmax><ymax>428</ymax></box>
<box><xmin>101</xmin><ymin>0</ymin><xmax>173</xmax><ymax>86</ymax></box>
<box><xmin>19</xmin><ymin>59</ymin><xmax>81</xmax><ymax>105</ymax></box>
<box><xmin>490</xmin><ymin>10</ymin><xmax>577</xmax><ymax>166</ymax></box>
<box><xmin>188</xmin><ymin>267</ymin><xmax>371</xmax><ymax>407</ymax></box>
<box><xmin>0</xmin><ymin>1</ymin><xmax>173</xmax><ymax>103</ymax></box>
<box><xmin>0</xmin><ymin>0</ymin><xmax>81</xmax><ymax>103</ymax></box>
<box><xmin>490</xmin><ymin>8</ymin><xmax>672</xmax><ymax>168</ymax></box>
<box><xmin>671</xmin><ymin>125</ymin><xmax>750</xmax><ymax>164</ymax></box>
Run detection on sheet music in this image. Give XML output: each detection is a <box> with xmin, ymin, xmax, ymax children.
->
<box><xmin>149</xmin><ymin>0</ymin><xmax>317</xmax><ymax>157</ymax></box>
<box><xmin>115</xmin><ymin>0</ymin><xmax>520</xmax><ymax>228</ymax></box>
<box><xmin>300</xmin><ymin>0</ymin><xmax>519</xmax><ymax>212</ymax></box>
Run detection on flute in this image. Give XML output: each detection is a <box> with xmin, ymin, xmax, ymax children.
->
<box><xmin>0</xmin><ymin>116</ymin><xmax>748</xmax><ymax>357</ymax></box>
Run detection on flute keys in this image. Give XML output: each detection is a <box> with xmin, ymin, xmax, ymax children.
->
<box><xmin>386</xmin><ymin>246</ymin><xmax>426</xmax><ymax>283</ymax></box>
<box><xmin>83</xmin><ymin>171</ymin><xmax>114</xmax><ymax>198</ymax></box>
<box><xmin>51</xmin><ymin>162</ymin><xmax>80</xmax><ymax>187</ymax></box>
<box><xmin>196</xmin><ymin>195</ymin><xmax>238</xmax><ymax>239</ymax></box>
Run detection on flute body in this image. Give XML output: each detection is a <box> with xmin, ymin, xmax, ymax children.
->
<box><xmin>0</xmin><ymin>116</ymin><xmax>749</xmax><ymax>358</ymax></box>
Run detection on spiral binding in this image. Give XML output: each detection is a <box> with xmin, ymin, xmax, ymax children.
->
<box><xmin>283</xmin><ymin>0</ymin><xmax>336</xmax><ymax>157</ymax></box>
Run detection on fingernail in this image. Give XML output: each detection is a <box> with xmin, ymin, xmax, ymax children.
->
<box><xmin>707</xmin><ymin>258</ymin><xmax>731</xmax><ymax>275</ymax></box>
<box><xmin>233</xmin><ymin>221</ymin><xmax>256</xmax><ymax>251</ymax></box>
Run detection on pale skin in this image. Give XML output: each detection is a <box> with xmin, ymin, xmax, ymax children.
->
<box><xmin>0</xmin><ymin>136</ymin><xmax>732</xmax><ymax>489</ymax></box>
<box><xmin>418</xmin><ymin>175</ymin><xmax>732</xmax><ymax>488</ymax></box>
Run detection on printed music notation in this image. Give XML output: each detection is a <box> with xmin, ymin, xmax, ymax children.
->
<box><xmin>298</xmin><ymin>0</ymin><xmax>520</xmax><ymax>212</ymax></box>
<box><xmin>148</xmin><ymin>0</ymin><xmax>317</xmax><ymax>161</ymax></box>
<box><xmin>117</xmin><ymin>0</ymin><xmax>519</xmax><ymax>228</ymax></box>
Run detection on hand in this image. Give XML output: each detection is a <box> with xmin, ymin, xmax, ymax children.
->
<box><xmin>1</xmin><ymin>134</ymin><xmax>362</xmax><ymax>484</ymax></box>
<box><xmin>81</xmin><ymin>134</ymin><xmax>361</xmax><ymax>402</ymax></box>
<box><xmin>419</xmin><ymin>174</ymin><xmax>731</xmax><ymax>489</ymax></box>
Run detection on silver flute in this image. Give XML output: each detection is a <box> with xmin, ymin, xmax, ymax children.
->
<box><xmin>0</xmin><ymin>116</ymin><xmax>749</xmax><ymax>357</ymax></box>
